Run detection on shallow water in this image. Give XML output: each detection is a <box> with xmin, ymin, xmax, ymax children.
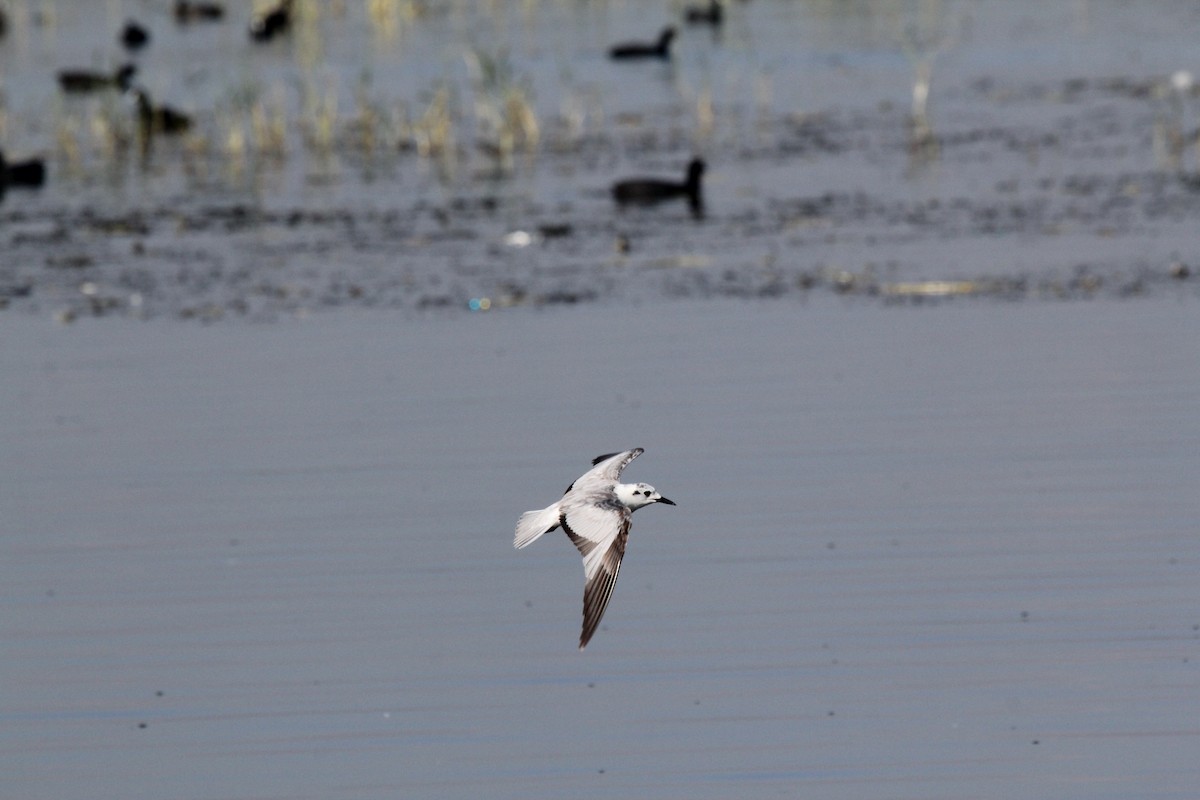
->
<box><xmin>3</xmin><ymin>2</ymin><xmax>1200</xmax><ymax>798</ymax></box>
<box><xmin>2</xmin><ymin>1</ymin><xmax>1200</xmax><ymax>318</ymax></box>
<box><xmin>3</xmin><ymin>299</ymin><xmax>1199</xmax><ymax>799</ymax></box>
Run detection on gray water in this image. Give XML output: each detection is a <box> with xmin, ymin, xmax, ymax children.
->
<box><xmin>4</xmin><ymin>299</ymin><xmax>1198</xmax><ymax>799</ymax></box>
<box><xmin>3</xmin><ymin>1</ymin><xmax>1200</xmax><ymax>798</ymax></box>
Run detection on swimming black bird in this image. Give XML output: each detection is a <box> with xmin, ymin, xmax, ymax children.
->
<box><xmin>684</xmin><ymin>0</ymin><xmax>723</xmax><ymax>26</ymax></box>
<box><xmin>0</xmin><ymin>151</ymin><xmax>47</xmax><ymax>189</ymax></box>
<box><xmin>250</xmin><ymin>0</ymin><xmax>293</xmax><ymax>42</ymax></box>
<box><xmin>174</xmin><ymin>1</ymin><xmax>225</xmax><ymax>23</ymax></box>
<box><xmin>58</xmin><ymin>63</ymin><xmax>138</xmax><ymax>93</ymax></box>
<box><xmin>120</xmin><ymin>20</ymin><xmax>150</xmax><ymax>49</ymax></box>
<box><xmin>609</xmin><ymin>27</ymin><xmax>676</xmax><ymax>60</ymax></box>
<box><xmin>612</xmin><ymin>158</ymin><xmax>706</xmax><ymax>213</ymax></box>
<box><xmin>132</xmin><ymin>89</ymin><xmax>193</xmax><ymax>135</ymax></box>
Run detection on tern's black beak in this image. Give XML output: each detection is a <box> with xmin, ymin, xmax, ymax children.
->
<box><xmin>657</xmin><ymin>496</ymin><xmax>676</xmax><ymax>506</ymax></box>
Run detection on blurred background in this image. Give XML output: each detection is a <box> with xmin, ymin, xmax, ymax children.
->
<box><xmin>1</xmin><ymin>0</ymin><xmax>1198</xmax><ymax>319</ymax></box>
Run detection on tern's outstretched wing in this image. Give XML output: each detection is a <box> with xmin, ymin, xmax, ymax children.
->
<box><xmin>560</xmin><ymin>500</ymin><xmax>631</xmax><ymax>649</ymax></box>
<box><xmin>568</xmin><ymin>448</ymin><xmax>643</xmax><ymax>496</ymax></box>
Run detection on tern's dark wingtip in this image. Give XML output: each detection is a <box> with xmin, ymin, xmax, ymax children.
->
<box><xmin>591</xmin><ymin>447</ymin><xmax>644</xmax><ymax>466</ymax></box>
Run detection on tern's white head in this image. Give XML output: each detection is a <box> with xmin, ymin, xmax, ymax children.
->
<box><xmin>614</xmin><ymin>482</ymin><xmax>675</xmax><ymax>511</ymax></box>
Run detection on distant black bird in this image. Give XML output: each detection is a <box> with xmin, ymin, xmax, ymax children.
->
<box><xmin>684</xmin><ymin>0</ymin><xmax>723</xmax><ymax>26</ymax></box>
<box><xmin>174</xmin><ymin>1</ymin><xmax>225</xmax><ymax>23</ymax></box>
<box><xmin>120</xmin><ymin>20</ymin><xmax>150</xmax><ymax>49</ymax></box>
<box><xmin>58</xmin><ymin>63</ymin><xmax>138</xmax><ymax>93</ymax></box>
<box><xmin>0</xmin><ymin>151</ymin><xmax>47</xmax><ymax>189</ymax></box>
<box><xmin>612</xmin><ymin>158</ymin><xmax>706</xmax><ymax>213</ymax></box>
<box><xmin>0</xmin><ymin>7</ymin><xmax>8</xmax><ymax>39</ymax></box>
<box><xmin>250</xmin><ymin>0</ymin><xmax>293</xmax><ymax>42</ymax></box>
<box><xmin>132</xmin><ymin>89</ymin><xmax>192</xmax><ymax>135</ymax></box>
<box><xmin>609</xmin><ymin>27</ymin><xmax>676</xmax><ymax>60</ymax></box>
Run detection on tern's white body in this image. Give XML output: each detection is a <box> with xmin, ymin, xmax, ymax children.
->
<box><xmin>514</xmin><ymin>448</ymin><xmax>674</xmax><ymax>649</ymax></box>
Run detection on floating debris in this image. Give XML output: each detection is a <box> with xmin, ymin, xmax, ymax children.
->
<box><xmin>503</xmin><ymin>230</ymin><xmax>536</xmax><ymax>248</ymax></box>
<box><xmin>174</xmin><ymin>1</ymin><xmax>224</xmax><ymax>24</ymax></box>
<box><xmin>881</xmin><ymin>280</ymin><xmax>981</xmax><ymax>298</ymax></box>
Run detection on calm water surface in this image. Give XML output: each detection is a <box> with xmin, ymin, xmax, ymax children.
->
<box><xmin>3</xmin><ymin>299</ymin><xmax>1199</xmax><ymax>799</ymax></box>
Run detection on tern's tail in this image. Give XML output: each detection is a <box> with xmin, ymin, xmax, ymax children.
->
<box><xmin>514</xmin><ymin>504</ymin><xmax>561</xmax><ymax>549</ymax></box>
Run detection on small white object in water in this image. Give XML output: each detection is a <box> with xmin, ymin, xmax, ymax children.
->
<box><xmin>503</xmin><ymin>230</ymin><xmax>535</xmax><ymax>247</ymax></box>
<box><xmin>1172</xmin><ymin>70</ymin><xmax>1193</xmax><ymax>95</ymax></box>
<box><xmin>514</xmin><ymin>448</ymin><xmax>674</xmax><ymax>649</ymax></box>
